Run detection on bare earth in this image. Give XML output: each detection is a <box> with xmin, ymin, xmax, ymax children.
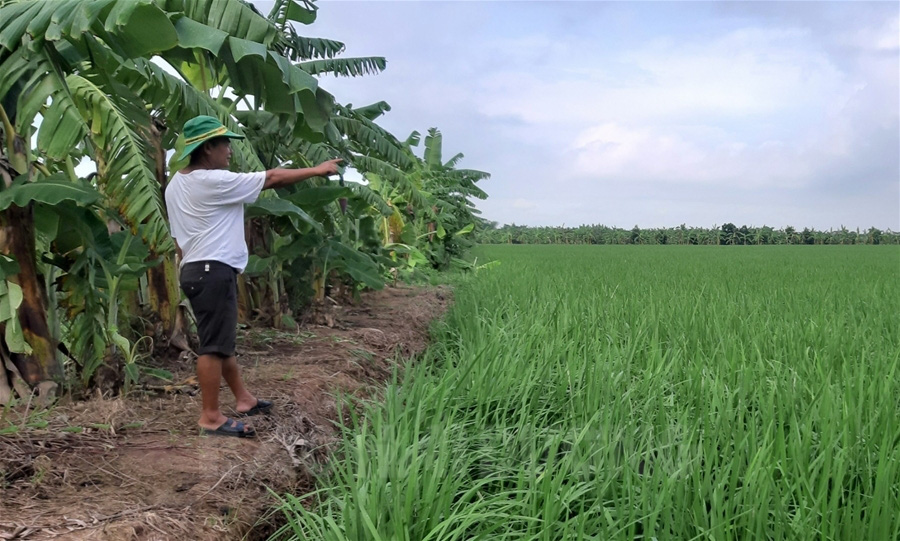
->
<box><xmin>0</xmin><ymin>285</ymin><xmax>450</xmax><ymax>541</ymax></box>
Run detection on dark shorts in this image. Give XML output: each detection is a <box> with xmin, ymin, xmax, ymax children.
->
<box><xmin>180</xmin><ymin>261</ymin><xmax>239</xmax><ymax>357</ymax></box>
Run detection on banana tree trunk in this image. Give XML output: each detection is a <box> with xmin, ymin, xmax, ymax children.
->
<box><xmin>312</xmin><ymin>267</ymin><xmax>326</xmax><ymax>304</ymax></box>
<box><xmin>146</xmin><ymin>254</ymin><xmax>184</xmax><ymax>342</ymax></box>
<box><xmin>144</xmin><ymin>115</ymin><xmax>190</xmax><ymax>351</ymax></box>
<box><xmin>427</xmin><ymin>204</ymin><xmax>437</xmax><ymax>242</ymax></box>
<box><xmin>241</xmin><ymin>217</ymin><xmax>287</xmax><ymax>327</ymax></box>
<box><xmin>0</xmin><ymin>119</ymin><xmax>61</xmax><ymax>398</ymax></box>
<box><xmin>237</xmin><ymin>275</ymin><xmax>251</xmax><ymax>325</ymax></box>
<box><xmin>0</xmin><ymin>203</ymin><xmax>62</xmax><ymax>387</ymax></box>
<box><xmin>266</xmin><ymin>267</ymin><xmax>286</xmax><ymax>329</ymax></box>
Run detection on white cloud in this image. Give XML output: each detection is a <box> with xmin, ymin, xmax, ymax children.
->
<box><xmin>570</xmin><ymin>122</ymin><xmax>814</xmax><ymax>188</ymax></box>
<box><xmin>475</xmin><ymin>26</ymin><xmax>852</xmax><ymax>133</ymax></box>
<box><xmin>512</xmin><ymin>198</ymin><xmax>537</xmax><ymax>210</ymax></box>
<box><xmin>837</xmin><ymin>15</ymin><xmax>900</xmax><ymax>52</ymax></box>
<box><xmin>876</xmin><ymin>16</ymin><xmax>900</xmax><ymax>50</ymax></box>
<box><xmin>268</xmin><ymin>1</ymin><xmax>898</xmax><ymax>229</ymax></box>
<box><xmin>480</xmin><ymin>23</ymin><xmax>894</xmax><ymax>199</ymax></box>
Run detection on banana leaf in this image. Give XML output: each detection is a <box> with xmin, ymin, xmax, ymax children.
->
<box><xmin>246</xmin><ymin>196</ymin><xmax>323</xmax><ymax>233</ymax></box>
<box><xmin>0</xmin><ymin>176</ymin><xmax>100</xmax><ymax>211</ymax></box>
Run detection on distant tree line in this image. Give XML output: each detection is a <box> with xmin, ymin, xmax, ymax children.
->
<box><xmin>475</xmin><ymin>221</ymin><xmax>900</xmax><ymax>246</ymax></box>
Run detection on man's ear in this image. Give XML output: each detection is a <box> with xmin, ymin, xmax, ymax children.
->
<box><xmin>198</xmin><ymin>140</ymin><xmax>213</xmax><ymax>157</ymax></box>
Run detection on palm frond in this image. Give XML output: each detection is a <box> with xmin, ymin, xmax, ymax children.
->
<box><xmin>220</xmin><ymin>39</ymin><xmax>318</xmax><ymax>115</ymax></box>
<box><xmin>423</xmin><ymin>128</ymin><xmax>442</xmax><ymax>169</ymax></box>
<box><xmin>349</xmin><ymin>183</ymin><xmax>392</xmax><ymax>216</ymax></box>
<box><xmin>297</xmin><ymin>57</ymin><xmax>386</xmax><ymax>78</ymax></box>
<box><xmin>268</xmin><ymin>0</ymin><xmax>318</xmax><ymax>28</ymax></box>
<box><xmin>0</xmin><ymin>0</ymin><xmax>98</xmax><ymax>50</ymax></box>
<box><xmin>352</xmin><ymin>101</ymin><xmax>391</xmax><ymax>121</ymax></box>
<box><xmin>67</xmin><ymin>74</ymin><xmax>172</xmax><ymax>251</ymax></box>
<box><xmin>444</xmin><ymin>152</ymin><xmax>465</xmax><ymax>169</ymax></box>
<box><xmin>454</xmin><ymin>168</ymin><xmax>491</xmax><ymax>180</ymax></box>
<box><xmin>295</xmin><ymin>141</ymin><xmax>337</xmax><ymax>168</ymax></box>
<box><xmin>38</xmin><ymin>86</ymin><xmax>87</xmax><ymax>160</ymax></box>
<box><xmin>0</xmin><ymin>45</ymin><xmax>54</xmax><ymax>132</ymax></box>
<box><xmin>332</xmin><ymin>110</ymin><xmax>412</xmax><ymax>169</ymax></box>
<box><xmin>0</xmin><ymin>0</ymin><xmax>178</xmax><ymax>58</ymax></box>
<box><xmin>279</xmin><ymin>31</ymin><xmax>345</xmax><ymax>61</ymax></box>
<box><xmin>404</xmin><ymin>130</ymin><xmax>421</xmax><ymax>148</ymax></box>
<box><xmin>116</xmin><ymin>57</ymin><xmax>264</xmax><ymax>172</ymax></box>
<box><xmin>353</xmin><ymin>154</ymin><xmax>428</xmax><ymax>210</ymax></box>
<box><xmin>174</xmin><ymin>0</ymin><xmax>277</xmax><ymax>45</ymax></box>
<box><xmin>422</xmin><ymin>169</ymin><xmax>489</xmax><ymax>200</ymax></box>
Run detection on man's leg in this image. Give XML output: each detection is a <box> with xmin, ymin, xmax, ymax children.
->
<box><xmin>197</xmin><ymin>353</ymin><xmax>225</xmax><ymax>429</ymax></box>
<box><xmin>221</xmin><ymin>355</ymin><xmax>258</xmax><ymax>413</ymax></box>
<box><xmin>197</xmin><ymin>353</ymin><xmax>252</xmax><ymax>433</ymax></box>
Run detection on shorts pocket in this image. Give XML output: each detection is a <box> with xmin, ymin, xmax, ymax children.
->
<box><xmin>181</xmin><ymin>279</ymin><xmax>203</xmax><ymax>300</ymax></box>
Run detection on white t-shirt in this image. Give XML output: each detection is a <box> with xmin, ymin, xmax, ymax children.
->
<box><xmin>165</xmin><ymin>169</ymin><xmax>266</xmax><ymax>272</ymax></box>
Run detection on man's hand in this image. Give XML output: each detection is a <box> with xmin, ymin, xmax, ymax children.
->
<box><xmin>264</xmin><ymin>158</ymin><xmax>344</xmax><ymax>190</ymax></box>
<box><xmin>316</xmin><ymin>158</ymin><xmax>343</xmax><ymax>177</ymax></box>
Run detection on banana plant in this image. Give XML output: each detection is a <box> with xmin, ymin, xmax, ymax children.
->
<box><xmin>0</xmin><ymin>0</ymin><xmax>492</xmax><ymax>400</ymax></box>
<box><xmin>0</xmin><ymin>45</ymin><xmax>73</xmax><ymax>393</ymax></box>
<box><xmin>0</xmin><ymin>0</ymin><xmax>330</xmax><ymax>398</ymax></box>
<box><xmin>49</xmin><ymin>201</ymin><xmax>160</xmax><ymax>390</ymax></box>
<box><xmin>364</xmin><ymin>127</ymin><xmax>489</xmax><ymax>270</ymax></box>
<box><xmin>238</xmin><ymin>96</ymin><xmax>412</xmax><ymax>310</ymax></box>
<box><xmin>0</xmin><ymin>176</ymin><xmax>103</xmax><ymax>395</ymax></box>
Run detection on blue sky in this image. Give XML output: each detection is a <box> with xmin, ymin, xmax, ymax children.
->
<box><xmin>255</xmin><ymin>1</ymin><xmax>899</xmax><ymax>230</ymax></box>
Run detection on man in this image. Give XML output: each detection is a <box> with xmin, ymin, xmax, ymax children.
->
<box><xmin>165</xmin><ymin>115</ymin><xmax>341</xmax><ymax>438</ymax></box>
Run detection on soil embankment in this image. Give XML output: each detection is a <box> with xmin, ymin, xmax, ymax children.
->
<box><xmin>0</xmin><ymin>285</ymin><xmax>450</xmax><ymax>540</ymax></box>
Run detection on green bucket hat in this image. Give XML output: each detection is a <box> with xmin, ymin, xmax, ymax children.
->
<box><xmin>178</xmin><ymin>115</ymin><xmax>244</xmax><ymax>161</ymax></box>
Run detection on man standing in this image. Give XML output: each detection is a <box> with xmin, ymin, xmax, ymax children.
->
<box><xmin>165</xmin><ymin>115</ymin><xmax>341</xmax><ymax>438</ymax></box>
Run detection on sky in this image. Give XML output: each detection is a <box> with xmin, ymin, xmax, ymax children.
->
<box><xmin>254</xmin><ymin>0</ymin><xmax>899</xmax><ymax>231</ymax></box>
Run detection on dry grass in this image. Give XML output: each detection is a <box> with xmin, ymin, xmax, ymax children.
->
<box><xmin>0</xmin><ymin>285</ymin><xmax>450</xmax><ymax>541</ymax></box>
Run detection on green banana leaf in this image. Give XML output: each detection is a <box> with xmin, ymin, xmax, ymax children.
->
<box><xmin>286</xmin><ymin>185</ymin><xmax>351</xmax><ymax>209</ymax></box>
<box><xmin>0</xmin><ymin>176</ymin><xmax>100</xmax><ymax>211</ymax></box>
<box><xmin>0</xmin><ymin>255</ymin><xmax>20</xmax><ymax>280</ymax></box>
<box><xmin>246</xmin><ymin>196</ymin><xmax>323</xmax><ymax>233</ymax></box>
<box><xmin>322</xmin><ymin>239</ymin><xmax>383</xmax><ymax>290</ymax></box>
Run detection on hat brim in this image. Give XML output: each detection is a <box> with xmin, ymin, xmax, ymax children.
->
<box><xmin>178</xmin><ymin>130</ymin><xmax>244</xmax><ymax>161</ymax></box>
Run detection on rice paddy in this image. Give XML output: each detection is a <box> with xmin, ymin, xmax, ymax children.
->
<box><xmin>275</xmin><ymin>245</ymin><xmax>900</xmax><ymax>540</ymax></box>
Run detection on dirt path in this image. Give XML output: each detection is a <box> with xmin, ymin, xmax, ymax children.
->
<box><xmin>0</xmin><ymin>285</ymin><xmax>450</xmax><ymax>540</ymax></box>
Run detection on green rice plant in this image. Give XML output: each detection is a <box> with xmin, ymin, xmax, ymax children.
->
<box><xmin>273</xmin><ymin>245</ymin><xmax>900</xmax><ymax>540</ymax></box>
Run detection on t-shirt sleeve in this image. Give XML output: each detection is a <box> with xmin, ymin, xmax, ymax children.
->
<box><xmin>216</xmin><ymin>171</ymin><xmax>266</xmax><ymax>205</ymax></box>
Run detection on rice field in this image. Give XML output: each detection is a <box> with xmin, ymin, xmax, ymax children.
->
<box><xmin>274</xmin><ymin>245</ymin><xmax>900</xmax><ymax>540</ymax></box>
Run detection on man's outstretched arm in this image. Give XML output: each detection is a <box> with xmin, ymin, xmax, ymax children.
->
<box><xmin>263</xmin><ymin>159</ymin><xmax>343</xmax><ymax>190</ymax></box>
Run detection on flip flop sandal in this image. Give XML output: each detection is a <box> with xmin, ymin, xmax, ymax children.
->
<box><xmin>200</xmin><ymin>417</ymin><xmax>256</xmax><ymax>438</ymax></box>
<box><xmin>236</xmin><ymin>399</ymin><xmax>273</xmax><ymax>417</ymax></box>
